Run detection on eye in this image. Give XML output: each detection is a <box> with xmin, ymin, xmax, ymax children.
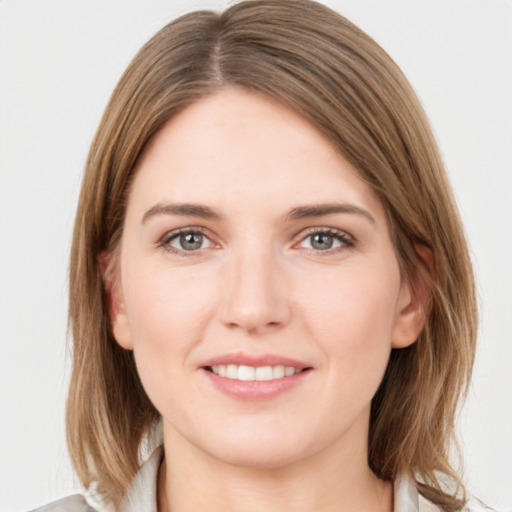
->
<box><xmin>160</xmin><ymin>228</ymin><xmax>213</xmax><ymax>254</ymax></box>
<box><xmin>297</xmin><ymin>228</ymin><xmax>354</xmax><ymax>252</ymax></box>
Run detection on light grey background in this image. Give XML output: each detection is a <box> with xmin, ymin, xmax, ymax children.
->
<box><xmin>1</xmin><ymin>0</ymin><xmax>511</xmax><ymax>510</ymax></box>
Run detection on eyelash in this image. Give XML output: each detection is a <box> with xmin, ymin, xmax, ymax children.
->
<box><xmin>295</xmin><ymin>227</ymin><xmax>355</xmax><ymax>255</ymax></box>
<box><xmin>157</xmin><ymin>226</ymin><xmax>355</xmax><ymax>256</ymax></box>
<box><xmin>158</xmin><ymin>226</ymin><xmax>213</xmax><ymax>256</ymax></box>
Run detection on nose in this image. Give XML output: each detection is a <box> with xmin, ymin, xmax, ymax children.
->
<box><xmin>219</xmin><ymin>244</ymin><xmax>291</xmax><ymax>334</ymax></box>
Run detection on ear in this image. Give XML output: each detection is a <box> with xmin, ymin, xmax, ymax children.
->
<box><xmin>391</xmin><ymin>245</ymin><xmax>433</xmax><ymax>349</ymax></box>
<box><xmin>100</xmin><ymin>251</ymin><xmax>134</xmax><ymax>350</ymax></box>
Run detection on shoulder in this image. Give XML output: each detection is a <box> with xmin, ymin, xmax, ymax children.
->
<box><xmin>419</xmin><ymin>492</ymin><xmax>495</xmax><ymax>512</ymax></box>
<box><xmin>418</xmin><ymin>494</ymin><xmax>443</xmax><ymax>512</ymax></box>
<box><xmin>28</xmin><ymin>494</ymin><xmax>96</xmax><ymax>512</ymax></box>
<box><xmin>395</xmin><ymin>474</ymin><xmax>491</xmax><ymax>512</ymax></box>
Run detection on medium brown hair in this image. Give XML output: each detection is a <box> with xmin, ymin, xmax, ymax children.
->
<box><xmin>67</xmin><ymin>1</ymin><xmax>477</xmax><ymax>509</ymax></box>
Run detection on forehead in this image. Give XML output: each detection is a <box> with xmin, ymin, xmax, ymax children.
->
<box><xmin>129</xmin><ymin>87</ymin><xmax>386</xmax><ymax>222</ymax></box>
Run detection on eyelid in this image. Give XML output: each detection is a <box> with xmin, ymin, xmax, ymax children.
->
<box><xmin>293</xmin><ymin>226</ymin><xmax>356</xmax><ymax>252</ymax></box>
<box><xmin>158</xmin><ymin>226</ymin><xmax>218</xmax><ymax>255</ymax></box>
<box><xmin>156</xmin><ymin>225</ymin><xmax>356</xmax><ymax>256</ymax></box>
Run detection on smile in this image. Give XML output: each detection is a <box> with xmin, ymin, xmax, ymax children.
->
<box><xmin>207</xmin><ymin>364</ymin><xmax>303</xmax><ymax>381</ymax></box>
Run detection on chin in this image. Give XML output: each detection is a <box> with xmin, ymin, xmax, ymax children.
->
<box><xmin>192</xmin><ymin>423</ymin><xmax>322</xmax><ymax>470</ymax></box>
<box><xmin>209</xmin><ymin>442</ymin><xmax>306</xmax><ymax>470</ymax></box>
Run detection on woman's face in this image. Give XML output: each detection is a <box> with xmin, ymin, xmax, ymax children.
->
<box><xmin>111</xmin><ymin>88</ymin><xmax>420</xmax><ymax>469</ymax></box>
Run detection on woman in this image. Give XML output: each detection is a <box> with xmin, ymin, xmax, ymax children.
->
<box><xmin>33</xmin><ymin>1</ymin><xmax>479</xmax><ymax>510</ymax></box>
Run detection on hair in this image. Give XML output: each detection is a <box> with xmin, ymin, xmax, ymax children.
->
<box><xmin>66</xmin><ymin>1</ymin><xmax>477</xmax><ymax>510</ymax></box>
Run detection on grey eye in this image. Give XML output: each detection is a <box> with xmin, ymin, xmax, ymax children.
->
<box><xmin>169</xmin><ymin>231</ymin><xmax>211</xmax><ymax>251</ymax></box>
<box><xmin>298</xmin><ymin>230</ymin><xmax>350</xmax><ymax>252</ymax></box>
<box><xmin>179</xmin><ymin>232</ymin><xmax>203</xmax><ymax>250</ymax></box>
<box><xmin>310</xmin><ymin>233</ymin><xmax>334</xmax><ymax>250</ymax></box>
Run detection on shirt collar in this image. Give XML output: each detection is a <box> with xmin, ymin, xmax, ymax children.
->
<box><xmin>394</xmin><ymin>473</ymin><xmax>422</xmax><ymax>511</ymax></box>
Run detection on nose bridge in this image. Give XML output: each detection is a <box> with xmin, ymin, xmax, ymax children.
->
<box><xmin>220</xmin><ymin>235</ymin><xmax>289</xmax><ymax>332</ymax></box>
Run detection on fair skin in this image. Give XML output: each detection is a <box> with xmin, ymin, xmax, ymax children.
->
<box><xmin>109</xmin><ymin>87</ymin><xmax>427</xmax><ymax>512</ymax></box>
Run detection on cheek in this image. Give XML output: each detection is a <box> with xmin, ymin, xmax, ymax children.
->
<box><xmin>300</xmin><ymin>261</ymin><xmax>401</xmax><ymax>370</ymax></box>
<box><xmin>299</xmin><ymin>264</ymin><xmax>401</xmax><ymax>428</ymax></box>
<box><xmin>125</xmin><ymin>266</ymin><xmax>214</xmax><ymax>349</ymax></box>
<box><xmin>121</xmin><ymin>263</ymin><xmax>217</xmax><ymax>415</ymax></box>
<box><xmin>121</xmin><ymin>258</ymin><xmax>219</xmax><ymax>385</ymax></box>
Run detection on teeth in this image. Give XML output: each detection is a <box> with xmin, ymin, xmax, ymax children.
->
<box><xmin>272</xmin><ymin>365</ymin><xmax>285</xmax><ymax>379</ymax></box>
<box><xmin>255</xmin><ymin>366</ymin><xmax>272</xmax><ymax>381</ymax></box>
<box><xmin>238</xmin><ymin>365</ymin><xmax>255</xmax><ymax>381</ymax></box>
<box><xmin>285</xmin><ymin>366</ymin><xmax>296</xmax><ymax>377</ymax></box>
<box><xmin>226</xmin><ymin>364</ymin><xmax>238</xmax><ymax>379</ymax></box>
<box><xmin>210</xmin><ymin>364</ymin><xmax>303</xmax><ymax>381</ymax></box>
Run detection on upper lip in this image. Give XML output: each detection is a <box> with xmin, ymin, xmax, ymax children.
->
<box><xmin>201</xmin><ymin>352</ymin><xmax>311</xmax><ymax>369</ymax></box>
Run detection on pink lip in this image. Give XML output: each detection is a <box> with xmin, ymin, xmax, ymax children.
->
<box><xmin>201</xmin><ymin>352</ymin><xmax>310</xmax><ymax>369</ymax></box>
<box><xmin>202</xmin><ymin>368</ymin><xmax>312</xmax><ymax>400</ymax></box>
<box><xmin>199</xmin><ymin>352</ymin><xmax>313</xmax><ymax>400</ymax></box>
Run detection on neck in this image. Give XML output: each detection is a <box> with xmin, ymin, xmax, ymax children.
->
<box><xmin>157</xmin><ymin>416</ymin><xmax>393</xmax><ymax>512</ymax></box>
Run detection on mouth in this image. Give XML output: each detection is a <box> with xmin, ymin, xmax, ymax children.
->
<box><xmin>204</xmin><ymin>364</ymin><xmax>310</xmax><ymax>382</ymax></box>
<box><xmin>200</xmin><ymin>353</ymin><xmax>313</xmax><ymax>398</ymax></box>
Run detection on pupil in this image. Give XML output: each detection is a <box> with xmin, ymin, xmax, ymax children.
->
<box><xmin>312</xmin><ymin>233</ymin><xmax>333</xmax><ymax>250</ymax></box>
<box><xmin>180</xmin><ymin>233</ymin><xmax>202</xmax><ymax>250</ymax></box>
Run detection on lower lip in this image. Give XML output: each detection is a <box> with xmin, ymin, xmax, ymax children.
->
<box><xmin>202</xmin><ymin>368</ymin><xmax>312</xmax><ymax>400</ymax></box>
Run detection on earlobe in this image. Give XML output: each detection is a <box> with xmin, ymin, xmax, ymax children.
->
<box><xmin>100</xmin><ymin>251</ymin><xmax>134</xmax><ymax>350</ymax></box>
<box><xmin>391</xmin><ymin>245</ymin><xmax>432</xmax><ymax>349</ymax></box>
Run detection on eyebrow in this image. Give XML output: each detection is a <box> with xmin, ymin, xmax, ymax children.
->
<box><xmin>142</xmin><ymin>203</ymin><xmax>222</xmax><ymax>223</ymax></box>
<box><xmin>142</xmin><ymin>201</ymin><xmax>376</xmax><ymax>225</ymax></box>
<box><xmin>286</xmin><ymin>203</ymin><xmax>376</xmax><ymax>225</ymax></box>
